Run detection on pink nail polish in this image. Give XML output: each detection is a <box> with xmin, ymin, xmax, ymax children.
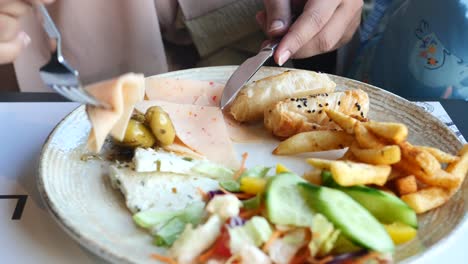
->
<box><xmin>269</xmin><ymin>20</ymin><xmax>284</xmax><ymax>32</ymax></box>
<box><xmin>278</xmin><ymin>50</ymin><xmax>291</xmax><ymax>66</ymax></box>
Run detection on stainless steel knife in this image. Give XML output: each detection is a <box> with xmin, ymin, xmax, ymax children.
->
<box><xmin>220</xmin><ymin>40</ymin><xmax>279</xmax><ymax>110</ymax></box>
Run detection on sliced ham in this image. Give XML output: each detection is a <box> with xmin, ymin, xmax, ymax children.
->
<box><xmin>145</xmin><ymin>77</ymin><xmax>223</xmax><ymax>106</ymax></box>
<box><xmin>145</xmin><ymin>76</ymin><xmax>268</xmax><ymax>143</ymax></box>
<box><xmin>136</xmin><ymin>100</ymin><xmax>240</xmax><ymax>169</ymax></box>
<box><xmin>85</xmin><ymin>73</ymin><xmax>145</xmax><ymax>152</ymax></box>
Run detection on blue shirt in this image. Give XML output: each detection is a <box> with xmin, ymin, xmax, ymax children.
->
<box><xmin>349</xmin><ymin>0</ymin><xmax>468</xmax><ymax>99</ymax></box>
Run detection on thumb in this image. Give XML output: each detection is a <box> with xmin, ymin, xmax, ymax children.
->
<box><xmin>263</xmin><ymin>0</ymin><xmax>291</xmax><ymax>36</ymax></box>
<box><xmin>0</xmin><ymin>31</ymin><xmax>30</xmax><ymax>64</ymax></box>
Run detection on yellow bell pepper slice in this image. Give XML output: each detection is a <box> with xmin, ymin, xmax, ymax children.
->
<box><xmin>384</xmin><ymin>222</ymin><xmax>417</xmax><ymax>245</ymax></box>
<box><xmin>276</xmin><ymin>163</ymin><xmax>290</xmax><ymax>174</ymax></box>
<box><xmin>239</xmin><ymin>177</ymin><xmax>267</xmax><ymax>195</ymax></box>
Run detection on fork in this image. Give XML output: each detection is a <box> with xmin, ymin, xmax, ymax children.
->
<box><xmin>38</xmin><ymin>4</ymin><xmax>110</xmax><ymax>109</ymax></box>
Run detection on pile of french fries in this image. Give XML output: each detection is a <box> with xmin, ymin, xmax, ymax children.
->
<box><xmin>273</xmin><ymin>109</ymin><xmax>468</xmax><ymax>214</ymax></box>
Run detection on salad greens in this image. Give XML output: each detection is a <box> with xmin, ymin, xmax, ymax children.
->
<box><xmin>141</xmin><ymin>164</ymin><xmax>416</xmax><ymax>263</ymax></box>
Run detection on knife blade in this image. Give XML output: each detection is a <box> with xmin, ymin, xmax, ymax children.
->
<box><xmin>220</xmin><ymin>40</ymin><xmax>279</xmax><ymax>110</ymax></box>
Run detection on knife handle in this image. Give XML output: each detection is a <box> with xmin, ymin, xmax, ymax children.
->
<box><xmin>261</xmin><ymin>39</ymin><xmax>280</xmax><ymax>52</ymax></box>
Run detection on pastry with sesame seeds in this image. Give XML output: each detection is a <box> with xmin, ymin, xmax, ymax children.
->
<box><xmin>264</xmin><ymin>90</ymin><xmax>369</xmax><ymax>138</ymax></box>
<box><xmin>228</xmin><ymin>70</ymin><xmax>336</xmax><ymax>123</ymax></box>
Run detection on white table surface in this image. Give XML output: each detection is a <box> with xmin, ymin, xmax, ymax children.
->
<box><xmin>0</xmin><ymin>102</ymin><xmax>466</xmax><ymax>264</ymax></box>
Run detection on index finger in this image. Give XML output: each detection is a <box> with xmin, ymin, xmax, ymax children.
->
<box><xmin>275</xmin><ymin>0</ymin><xmax>340</xmax><ymax>65</ymax></box>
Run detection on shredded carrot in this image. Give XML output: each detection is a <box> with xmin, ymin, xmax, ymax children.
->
<box><xmin>290</xmin><ymin>246</ymin><xmax>311</xmax><ymax>264</ymax></box>
<box><xmin>150</xmin><ymin>253</ymin><xmax>177</xmax><ymax>264</ymax></box>
<box><xmin>197</xmin><ymin>187</ymin><xmax>209</xmax><ymax>201</ymax></box>
<box><xmin>197</xmin><ymin>244</ymin><xmax>218</xmax><ymax>263</ymax></box>
<box><xmin>238</xmin><ymin>208</ymin><xmax>259</xmax><ymax>219</ymax></box>
<box><xmin>233</xmin><ymin>152</ymin><xmax>249</xmax><ymax>180</ymax></box>
<box><xmin>225</xmin><ymin>254</ymin><xmax>241</xmax><ymax>264</ymax></box>
<box><xmin>219</xmin><ymin>186</ymin><xmax>255</xmax><ymax>199</ymax></box>
<box><xmin>317</xmin><ymin>255</ymin><xmax>333</xmax><ymax>264</ymax></box>
<box><xmin>304</xmin><ymin>228</ymin><xmax>312</xmax><ymax>243</ymax></box>
<box><xmin>262</xmin><ymin>230</ymin><xmax>283</xmax><ymax>252</ymax></box>
<box><xmin>239</xmin><ymin>203</ymin><xmax>265</xmax><ymax>220</ymax></box>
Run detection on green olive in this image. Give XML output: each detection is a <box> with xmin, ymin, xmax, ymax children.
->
<box><xmin>131</xmin><ymin>111</ymin><xmax>146</xmax><ymax>123</ymax></box>
<box><xmin>118</xmin><ymin>119</ymin><xmax>155</xmax><ymax>148</ymax></box>
<box><xmin>145</xmin><ymin>106</ymin><xmax>176</xmax><ymax>146</ymax></box>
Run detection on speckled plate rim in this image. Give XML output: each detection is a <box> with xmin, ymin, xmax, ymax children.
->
<box><xmin>37</xmin><ymin>66</ymin><xmax>467</xmax><ymax>264</ymax></box>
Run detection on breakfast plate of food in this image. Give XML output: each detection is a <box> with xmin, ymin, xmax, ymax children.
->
<box><xmin>37</xmin><ymin>66</ymin><xmax>467</xmax><ymax>264</ymax></box>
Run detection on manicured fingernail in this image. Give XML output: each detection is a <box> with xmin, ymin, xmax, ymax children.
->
<box><xmin>278</xmin><ymin>50</ymin><xmax>291</xmax><ymax>66</ymax></box>
<box><xmin>19</xmin><ymin>32</ymin><xmax>31</xmax><ymax>47</ymax></box>
<box><xmin>269</xmin><ymin>20</ymin><xmax>284</xmax><ymax>32</ymax></box>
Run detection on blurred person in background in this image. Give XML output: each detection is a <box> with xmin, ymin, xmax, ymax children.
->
<box><xmin>0</xmin><ymin>0</ymin><xmax>362</xmax><ymax>93</ymax></box>
<box><xmin>0</xmin><ymin>0</ymin><xmax>268</xmax><ymax>91</ymax></box>
<box><xmin>259</xmin><ymin>0</ymin><xmax>468</xmax><ymax>100</ymax></box>
<box><xmin>348</xmin><ymin>0</ymin><xmax>468</xmax><ymax>100</ymax></box>
<box><xmin>5</xmin><ymin>0</ymin><xmax>464</xmax><ymax>100</ymax></box>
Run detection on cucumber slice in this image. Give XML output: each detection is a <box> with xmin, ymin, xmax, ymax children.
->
<box><xmin>265</xmin><ymin>173</ymin><xmax>314</xmax><ymax>227</ymax></box>
<box><xmin>242</xmin><ymin>194</ymin><xmax>262</xmax><ymax>210</ymax></box>
<box><xmin>299</xmin><ymin>183</ymin><xmax>394</xmax><ymax>253</ymax></box>
<box><xmin>321</xmin><ymin>171</ymin><xmax>418</xmax><ymax>228</ymax></box>
<box><xmin>339</xmin><ymin>186</ymin><xmax>417</xmax><ymax>228</ymax></box>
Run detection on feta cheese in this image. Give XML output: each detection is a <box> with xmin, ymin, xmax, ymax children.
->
<box><xmin>206</xmin><ymin>194</ymin><xmax>242</xmax><ymax>220</ymax></box>
<box><xmin>133</xmin><ymin>148</ymin><xmax>195</xmax><ymax>173</ymax></box>
<box><xmin>108</xmin><ymin>165</ymin><xmax>218</xmax><ymax>213</ymax></box>
<box><xmin>169</xmin><ymin>215</ymin><xmax>222</xmax><ymax>264</ymax></box>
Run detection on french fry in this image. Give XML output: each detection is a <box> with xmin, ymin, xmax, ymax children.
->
<box><xmin>394</xmin><ymin>157</ymin><xmax>459</xmax><ymax>189</ymax></box>
<box><xmin>416</xmin><ymin>146</ymin><xmax>459</xmax><ymax>163</ymax></box>
<box><xmin>329</xmin><ymin>160</ymin><xmax>391</xmax><ymax>186</ymax></box>
<box><xmin>388</xmin><ymin>167</ymin><xmax>405</xmax><ymax>181</ymax></box>
<box><xmin>306</xmin><ymin>158</ymin><xmax>334</xmax><ymax>170</ymax></box>
<box><xmin>364</xmin><ymin>121</ymin><xmax>408</xmax><ymax>144</ymax></box>
<box><xmin>395</xmin><ymin>175</ymin><xmax>418</xmax><ymax>195</ymax></box>
<box><xmin>339</xmin><ymin>148</ymin><xmax>358</xmax><ymax>161</ymax></box>
<box><xmin>354</xmin><ymin>122</ymin><xmax>385</xmax><ymax>149</ymax></box>
<box><xmin>303</xmin><ymin>170</ymin><xmax>322</xmax><ymax>185</ymax></box>
<box><xmin>393</xmin><ymin>158</ymin><xmax>425</xmax><ymax>179</ymax></box>
<box><xmin>401</xmin><ymin>187</ymin><xmax>450</xmax><ymax>214</ymax></box>
<box><xmin>349</xmin><ymin>143</ymin><xmax>401</xmax><ymax>165</ymax></box>
<box><xmin>273</xmin><ymin>131</ymin><xmax>353</xmax><ymax>155</ymax></box>
<box><xmin>446</xmin><ymin>144</ymin><xmax>468</xmax><ymax>195</ymax></box>
<box><xmin>324</xmin><ymin>109</ymin><xmax>358</xmax><ymax>134</ymax></box>
<box><xmin>399</xmin><ymin>141</ymin><xmax>441</xmax><ymax>176</ymax></box>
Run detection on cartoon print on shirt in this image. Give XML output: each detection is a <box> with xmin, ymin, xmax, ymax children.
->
<box><xmin>409</xmin><ymin>20</ymin><xmax>468</xmax><ymax>98</ymax></box>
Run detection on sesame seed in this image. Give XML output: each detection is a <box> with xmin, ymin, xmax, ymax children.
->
<box><xmin>319</xmin><ymin>104</ymin><xmax>323</xmax><ymax>107</ymax></box>
<box><xmin>312</xmin><ymin>110</ymin><xmax>316</xmax><ymax>113</ymax></box>
<box><xmin>338</xmin><ymin>101</ymin><xmax>341</xmax><ymax>106</ymax></box>
<box><xmin>304</xmin><ymin>102</ymin><xmax>308</xmax><ymax>107</ymax></box>
<box><xmin>325</xmin><ymin>103</ymin><xmax>329</xmax><ymax>106</ymax></box>
<box><xmin>297</xmin><ymin>105</ymin><xmax>302</xmax><ymax>108</ymax></box>
<box><xmin>312</xmin><ymin>125</ymin><xmax>317</xmax><ymax>129</ymax></box>
<box><xmin>329</xmin><ymin>119</ymin><xmax>332</xmax><ymax>122</ymax></box>
<box><xmin>318</xmin><ymin>110</ymin><xmax>322</xmax><ymax>114</ymax></box>
<box><xmin>290</xmin><ymin>98</ymin><xmax>295</xmax><ymax>101</ymax></box>
<box><xmin>361</xmin><ymin>112</ymin><xmax>364</xmax><ymax>117</ymax></box>
<box><xmin>307</xmin><ymin>110</ymin><xmax>312</xmax><ymax>113</ymax></box>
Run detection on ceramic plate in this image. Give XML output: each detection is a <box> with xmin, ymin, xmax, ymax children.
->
<box><xmin>38</xmin><ymin>66</ymin><xmax>467</xmax><ymax>263</ymax></box>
